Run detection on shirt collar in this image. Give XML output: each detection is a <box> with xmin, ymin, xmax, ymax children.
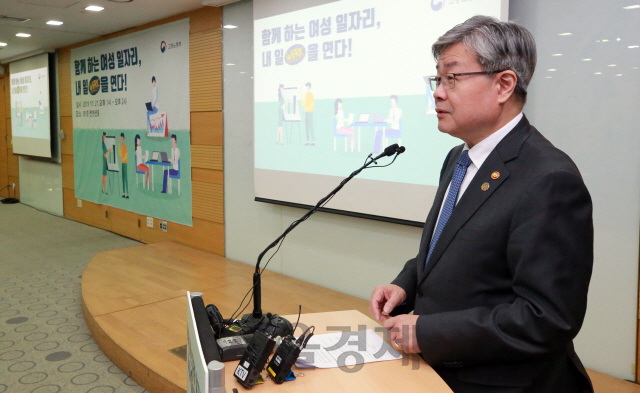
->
<box><xmin>463</xmin><ymin>112</ymin><xmax>523</xmax><ymax>168</ymax></box>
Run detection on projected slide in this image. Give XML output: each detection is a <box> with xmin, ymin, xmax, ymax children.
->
<box><xmin>10</xmin><ymin>53</ymin><xmax>52</xmax><ymax>158</ymax></box>
<box><xmin>254</xmin><ymin>0</ymin><xmax>507</xmax><ymax>223</ymax></box>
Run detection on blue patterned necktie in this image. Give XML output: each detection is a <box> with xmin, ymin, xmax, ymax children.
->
<box><xmin>425</xmin><ymin>150</ymin><xmax>473</xmax><ymax>266</ymax></box>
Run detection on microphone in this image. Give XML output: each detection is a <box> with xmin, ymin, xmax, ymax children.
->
<box><xmin>373</xmin><ymin>143</ymin><xmax>405</xmax><ymax>161</ymax></box>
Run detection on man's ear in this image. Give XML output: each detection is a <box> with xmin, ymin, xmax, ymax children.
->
<box><xmin>496</xmin><ymin>71</ymin><xmax>518</xmax><ymax>104</ymax></box>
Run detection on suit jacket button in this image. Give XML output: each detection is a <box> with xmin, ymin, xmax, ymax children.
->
<box><xmin>416</xmin><ymin>290</ymin><xmax>423</xmax><ymax>298</ymax></box>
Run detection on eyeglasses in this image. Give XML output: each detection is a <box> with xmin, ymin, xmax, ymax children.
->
<box><xmin>429</xmin><ymin>70</ymin><xmax>506</xmax><ymax>91</ymax></box>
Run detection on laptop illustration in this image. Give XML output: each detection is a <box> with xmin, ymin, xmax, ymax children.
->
<box><xmin>152</xmin><ymin>151</ymin><xmax>160</xmax><ymax>161</ymax></box>
<box><xmin>358</xmin><ymin>114</ymin><xmax>370</xmax><ymax>123</ymax></box>
<box><xmin>372</xmin><ymin>113</ymin><xmax>386</xmax><ymax>123</ymax></box>
<box><xmin>145</xmin><ymin>102</ymin><xmax>153</xmax><ymax>111</ymax></box>
<box><xmin>160</xmin><ymin>152</ymin><xmax>170</xmax><ymax>163</ymax></box>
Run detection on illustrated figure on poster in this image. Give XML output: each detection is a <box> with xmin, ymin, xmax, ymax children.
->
<box><xmin>118</xmin><ymin>133</ymin><xmax>130</xmax><ymax>199</ymax></box>
<box><xmin>373</xmin><ymin>95</ymin><xmax>402</xmax><ymax>153</ymax></box>
<box><xmin>135</xmin><ymin>134</ymin><xmax>150</xmax><ymax>189</ymax></box>
<box><xmin>102</xmin><ymin>132</ymin><xmax>114</xmax><ymax>194</ymax></box>
<box><xmin>334</xmin><ymin>99</ymin><xmax>355</xmax><ymax>152</ymax></box>
<box><xmin>32</xmin><ymin>111</ymin><xmax>36</xmax><ymax>128</ymax></box>
<box><xmin>276</xmin><ymin>84</ymin><xmax>291</xmax><ymax>145</ymax></box>
<box><xmin>39</xmin><ymin>100</ymin><xmax>45</xmax><ymax>115</ymax></box>
<box><xmin>300</xmin><ymin>82</ymin><xmax>315</xmax><ymax>146</ymax></box>
<box><xmin>146</xmin><ymin>76</ymin><xmax>169</xmax><ymax>137</ymax></box>
<box><xmin>162</xmin><ymin>134</ymin><xmax>180</xmax><ymax>194</ymax></box>
<box><xmin>20</xmin><ymin>101</ymin><xmax>23</xmax><ymax>126</ymax></box>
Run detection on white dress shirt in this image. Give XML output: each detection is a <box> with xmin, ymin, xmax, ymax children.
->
<box><xmin>432</xmin><ymin>112</ymin><xmax>523</xmax><ymax>236</ymax></box>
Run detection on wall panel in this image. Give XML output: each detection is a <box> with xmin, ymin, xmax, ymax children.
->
<box><xmin>63</xmin><ymin>188</ymin><xmax>110</xmax><ymax>230</ymax></box>
<box><xmin>110</xmin><ymin>208</ymin><xmax>141</xmax><ymax>241</ymax></box>
<box><xmin>7</xmin><ymin>148</ymin><xmax>18</xmax><ymax>178</ymax></box>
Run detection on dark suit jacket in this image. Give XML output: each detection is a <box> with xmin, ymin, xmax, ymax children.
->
<box><xmin>391</xmin><ymin>116</ymin><xmax>594</xmax><ymax>392</ymax></box>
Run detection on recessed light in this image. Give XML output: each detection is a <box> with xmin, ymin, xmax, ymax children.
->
<box><xmin>594</xmin><ymin>72</ymin><xmax>602</xmax><ymax>74</ymax></box>
<box><xmin>226</xmin><ymin>63</ymin><xmax>235</xmax><ymax>66</ymax></box>
<box><xmin>629</xmin><ymin>45</ymin><xmax>639</xmax><ymax>49</ymax></box>
<box><xmin>552</xmin><ymin>53</ymin><xmax>562</xmax><ymax>56</ymax></box>
<box><xmin>623</xmin><ymin>5</ymin><xmax>640</xmax><ymax>9</ymax></box>
<box><xmin>0</xmin><ymin>42</ymin><xmax>6</xmax><ymax>47</ymax></box>
<box><xmin>608</xmin><ymin>64</ymin><xmax>617</xmax><ymax>67</ymax></box>
<box><xmin>617</xmin><ymin>38</ymin><xmax>621</xmax><ymax>41</ymax></box>
<box><xmin>545</xmin><ymin>76</ymin><xmax>552</xmax><ymax>79</ymax></box>
<box><xmin>16</xmin><ymin>33</ymin><xmax>31</xmax><ymax>38</ymax></box>
<box><xmin>558</xmin><ymin>33</ymin><xmax>572</xmax><ymax>36</ymax></box>
<box><xmin>240</xmin><ymin>71</ymin><xmax>246</xmax><ymax>74</ymax></box>
<box><xmin>85</xmin><ymin>6</ymin><xmax>104</xmax><ymax>11</ymax></box>
<box><xmin>46</xmin><ymin>20</ymin><xmax>63</xmax><ymax>26</ymax></box>
<box><xmin>616</xmin><ymin>74</ymin><xmax>623</xmax><ymax>76</ymax></box>
<box><xmin>602</xmin><ymin>39</ymin><xmax>609</xmax><ymax>42</ymax></box>
<box><xmin>548</xmin><ymin>69</ymin><xmax>556</xmax><ymax>71</ymax></box>
<box><xmin>582</xmin><ymin>58</ymin><xmax>592</xmax><ymax>61</ymax></box>
<box><xmin>223</xmin><ymin>25</ymin><xmax>238</xmax><ymax>29</ymax></box>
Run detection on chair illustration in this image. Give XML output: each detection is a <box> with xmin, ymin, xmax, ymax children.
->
<box><xmin>333</xmin><ymin>119</ymin><xmax>350</xmax><ymax>152</ymax></box>
<box><xmin>168</xmin><ymin>159</ymin><xmax>181</xmax><ymax>196</ymax></box>
<box><xmin>135</xmin><ymin>155</ymin><xmax>146</xmax><ymax>189</ymax></box>
<box><xmin>384</xmin><ymin>118</ymin><xmax>402</xmax><ymax>148</ymax></box>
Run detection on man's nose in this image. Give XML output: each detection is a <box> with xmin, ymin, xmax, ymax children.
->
<box><xmin>433</xmin><ymin>82</ymin><xmax>447</xmax><ymax>101</ymax></box>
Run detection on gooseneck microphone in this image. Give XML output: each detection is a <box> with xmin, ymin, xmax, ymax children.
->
<box><xmin>241</xmin><ymin>144</ymin><xmax>407</xmax><ymax>330</ymax></box>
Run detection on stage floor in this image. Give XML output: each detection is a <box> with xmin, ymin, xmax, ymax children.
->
<box><xmin>81</xmin><ymin>242</ymin><xmax>639</xmax><ymax>393</ymax></box>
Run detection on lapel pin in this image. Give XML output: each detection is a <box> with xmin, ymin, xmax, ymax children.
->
<box><xmin>481</xmin><ymin>182</ymin><xmax>490</xmax><ymax>191</ymax></box>
<box><xmin>491</xmin><ymin>171</ymin><xmax>500</xmax><ymax>180</ymax></box>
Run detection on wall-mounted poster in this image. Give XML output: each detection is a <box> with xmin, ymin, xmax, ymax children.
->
<box><xmin>72</xmin><ymin>19</ymin><xmax>192</xmax><ymax>226</ymax></box>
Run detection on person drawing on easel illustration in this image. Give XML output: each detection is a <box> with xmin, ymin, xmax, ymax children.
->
<box><xmin>102</xmin><ymin>132</ymin><xmax>113</xmax><ymax>194</ymax></box>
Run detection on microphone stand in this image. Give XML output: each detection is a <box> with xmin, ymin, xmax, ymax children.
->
<box><xmin>241</xmin><ymin>144</ymin><xmax>405</xmax><ymax>330</ymax></box>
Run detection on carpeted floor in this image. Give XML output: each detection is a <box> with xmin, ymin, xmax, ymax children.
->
<box><xmin>0</xmin><ymin>202</ymin><xmax>147</xmax><ymax>393</ymax></box>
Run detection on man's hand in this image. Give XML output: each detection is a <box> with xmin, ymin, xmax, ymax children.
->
<box><xmin>384</xmin><ymin>314</ymin><xmax>421</xmax><ymax>354</ymax></box>
<box><xmin>369</xmin><ymin>284</ymin><xmax>406</xmax><ymax>323</ymax></box>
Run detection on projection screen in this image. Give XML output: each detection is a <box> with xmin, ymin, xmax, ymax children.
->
<box><xmin>253</xmin><ymin>0</ymin><xmax>508</xmax><ymax>224</ymax></box>
<box><xmin>10</xmin><ymin>53</ymin><xmax>53</xmax><ymax>158</ymax></box>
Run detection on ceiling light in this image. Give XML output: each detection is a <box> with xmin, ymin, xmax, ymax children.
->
<box><xmin>240</xmin><ymin>71</ymin><xmax>246</xmax><ymax>74</ymax></box>
<box><xmin>0</xmin><ymin>42</ymin><xmax>6</xmax><ymax>47</ymax></box>
<box><xmin>629</xmin><ymin>45</ymin><xmax>639</xmax><ymax>49</ymax></box>
<box><xmin>16</xmin><ymin>33</ymin><xmax>31</xmax><ymax>37</ymax></box>
<box><xmin>617</xmin><ymin>38</ymin><xmax>621</xmax><ymax>41</ymax></box>
<box><xmin>548</xmin><ymin>69</ymin><xmax>556</xmax><ymax>71</ymax></box>
<box><xmin>46</xmin><ymin>20</ymin><xmax>63</xmax><ymax>25</ymax></box>
<box><xmin>223</xmin><ymin>25</ymin><xmax>238</xmax><ymax>29</ymax></box>
<box><xmin>616</xmin><ymin>74</ymin><xmax>622</xmax><ymax>76</ymax></box>
<box><xmin>602</xmin><ymin>39</ymin><xmax>609</xmax><ymax>42</ymax></box>
<box><xmin>608</xmin><ymin>64</ymin><xmax>617</xmax><ymax>67</ymax></box>
<box><xmin>85</xmin><ymin>6</ymin><xmax>104</xmax><ymax>11</ymax></box>
<box><xmin>582</xmin><ymin>58</ymin><xmax>592</xmax><ymax>61</ymax></box>
<box><xmin>623</xmin><ymin>5</ymin><xmax>640</xmax><ymax>9</ymax></box>
<box><xmin>558</xmin><ymin>33</ymin><xmax>572</xmax><ymax>36</ymax></box>
<box><xmin>226</xmin><ymin>63</ymin><xmax>235</xmax><ymax>66</ymax></box>
<box><xmin>634</xmin><ymin>67</ymin><xmax>639</xmax><ymax>69</ymax></box>
<box><xmin>594</xmin><ymin>72</ymin><xmax>602</xmax><ymax>74</ymax></box>
<box><xmin>552</xmin><ymin>53</ymin><xmax>562</xmax><ymax>56</ymax></box>
<box><xmin>545</xmin><ymin>76</ymin><xmax>552</xmax><ymax>79</ymax></box>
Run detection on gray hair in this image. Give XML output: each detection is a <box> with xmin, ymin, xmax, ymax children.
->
<box><xmin>432</xmin><ymin>15</ymin><xmax>537</xmax><ymax>103</ymax></box>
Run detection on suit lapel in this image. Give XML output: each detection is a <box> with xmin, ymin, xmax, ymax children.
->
<box><xmin>418</xmin><ymin>116</ymin><xmax>532</xmax><ymax>284</ymax></box>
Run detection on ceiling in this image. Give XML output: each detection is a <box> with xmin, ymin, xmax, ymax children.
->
<box><xmin>0</xmin><ymin>0</ymin><xmax>208</xmax><ymax>62</ymax></box>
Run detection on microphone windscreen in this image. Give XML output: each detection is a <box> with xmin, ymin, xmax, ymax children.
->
<box><xmin>383</xmin><ymin>143</ymin><xmax>399</xmax><ymax>156</ymax></box>
<box><xmin>398</xmin><ymin>146</ymin><xmax>406</xmax><ymax>154</ymax></box>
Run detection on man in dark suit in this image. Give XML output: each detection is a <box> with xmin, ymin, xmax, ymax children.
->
<box><xmin>369</xmin><ymin>16</ymin><xmax>593</xmax><ymax>393</ymax></box>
